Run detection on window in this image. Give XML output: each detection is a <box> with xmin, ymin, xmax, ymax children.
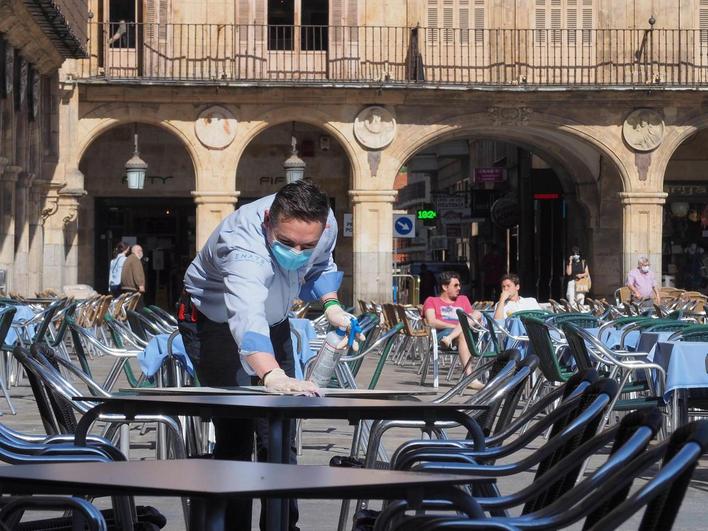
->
<box><xmin>267</xmin><ymin>0</ymin><xmax>329</xmax><ymax>51</ymax></box>
<box><xmin>268</xmin><ymin>0</ymin><xmax>294</xmax><ymax>50</ymax></box>
<box><xmin>426</xmin><ymin>0</ymin><xmax>485</xmax><ymax>45</ymax></box>
<box><xmin>108</xmin><ymin>0</ymin><xmax>136</xmax><ymax>48</ymax></box>
<box><xmin>535</xmin><ymin>0</ymin><xmax>593</xmax><ymax>45</ymax></box>
<box><xmin>701</xmin><ymin>0</ymin><xmax>708</xmax><ymax>45</ymax></box>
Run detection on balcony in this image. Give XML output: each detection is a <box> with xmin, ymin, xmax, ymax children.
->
<box><xmin>77</xmin><ymin>23</ymin><xmax>708</xmax><ymax>88</ymax></box>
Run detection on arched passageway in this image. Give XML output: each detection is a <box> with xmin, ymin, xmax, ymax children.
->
<box><xmin>235</xmin><ymin>121</ymin><xmax>354</xmax><ymax>302</ymax></box>
<box><xmin>394</xmin><ymin>129</ymin><xmax>625</xmax><ymax>302</ymax></box>
<box><xmin>78</xmin><ymin>122</ymin><xmax>197</xmax><ymax>308</ymax></box>
<box><xmin>661</xmin><ymin>129</ymin><xmax>708</xmax><ymax>291</ymax></box>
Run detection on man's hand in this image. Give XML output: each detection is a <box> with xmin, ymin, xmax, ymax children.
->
<box><xmin>324</xmin><ymin>305</ymin><xmax>366</xmax><ymax>350</ymax></box>
<box><xmin>498</xmin><ymin>289</ymin><xmax>512</xmax><ymax>304</ymax></box>
<box><xmin>263</xmin><ymin>368</ymin><xmax>320</xmax><ymax>396</ymax></box>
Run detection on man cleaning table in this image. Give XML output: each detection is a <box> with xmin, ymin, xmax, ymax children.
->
<box><xmin>183</xmin><ymin>179</ymin><xmax>361</xmax><ymax>530</ymax></box>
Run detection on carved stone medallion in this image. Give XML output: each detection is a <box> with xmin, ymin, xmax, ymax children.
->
<box><xmin>354</xmin><ymin>106</ymin><xmax>396</xmax><ymax>150</ymax></box>
<box><xmin>488</xmin><ymin>106</ymin><xmax>532</xmax><ymax>126</ymax></box>
<box><xmin>194</xmin><ymin>105</ymin><xmax>237</xmax><ymax>149</ymax></box>
<box><xmin>623</xmin><ymin>109</ymin><xmax>664</xmax><ymax>152</ymax></box>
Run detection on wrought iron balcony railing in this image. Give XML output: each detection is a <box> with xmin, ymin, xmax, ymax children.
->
<box><xmin>77</xmin><ymin>22</ymin><xmax>708</xmax><ymax>87</ymax></box>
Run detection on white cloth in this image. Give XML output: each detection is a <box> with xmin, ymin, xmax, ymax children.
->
<box><xmin>498</xmin><ymin>296</ymin><xmax>542</xmax><ymax>318</ymax></box>
<box><xmin>108</xmin><ymin>254</ymin><xmax>126</xmax><ymax>287</ymax></box>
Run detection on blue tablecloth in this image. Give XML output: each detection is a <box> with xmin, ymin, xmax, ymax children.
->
<box><xmin>5</xmin><ymin>305</ymin><xmax>37</xmax><ymax>346</ymax></box>
<box><xmin>138</xmin><ymin>334</ymin><xmax>195</xmax><ymax>378</ymax></box>
<box><xmin>290</xmin><ymin>318</ymin><xmax>318</xmax><ymax>380</ymax></box>
<box><xmin>647</xmin><ymin>341</ymin><xmax>708</xmax><ymax>401</ymax></box>
<box><xmin>588</xmin><ymin>327</ymin><xmax>639</xmax><ymax>350</ymax></box>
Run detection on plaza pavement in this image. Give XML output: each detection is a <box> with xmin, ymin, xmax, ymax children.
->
<box><xmin>2</xmin><ymin>349</ymin><xmax>707</xmax><ymax>530</ymax></box>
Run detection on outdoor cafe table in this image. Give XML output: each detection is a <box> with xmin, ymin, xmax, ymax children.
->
<box><xmin>73</xmin><ymin>393</ymin><xmax>487</xmax><ymax>531</ymax></box>
<box><xmin>647</xmin><ymin>341</ymin><xmax>708</xmax><ymax>427</ymax></box>
<box><xmin>0</xmin><ymin>459</ymin><xmax>485</xmax><ymax>531</ymax></box>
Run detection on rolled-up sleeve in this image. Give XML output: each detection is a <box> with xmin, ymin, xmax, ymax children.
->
<box><xmin>217</xmin><ymin>244</ymin><xmax>275</xmax><ymax>374</ymax></box>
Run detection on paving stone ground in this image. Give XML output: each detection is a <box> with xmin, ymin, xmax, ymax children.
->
<box><xmin>2</xmin><ymin>349</ymin><xmax>707</xmax><ymax>530</ymax></box>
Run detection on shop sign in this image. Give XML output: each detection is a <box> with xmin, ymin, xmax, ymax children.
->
<box><xmin>664</xmin><ymin>183</ymin><xmax>708</xmax><ymax>197</ymax></box>
<box><xmin>474</xmin><ymin>167</ymin><xmax>506</xmax><ymax>183</ymax></box>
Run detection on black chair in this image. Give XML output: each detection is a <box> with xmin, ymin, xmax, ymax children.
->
<box><xmin>378</xmin><ymin>408</ymin><xmax>663</xmax><ymax>530</ymax></box>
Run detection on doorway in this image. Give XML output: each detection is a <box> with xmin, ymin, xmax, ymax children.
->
<box><xmin>94</xmin><ymin>197</ymin><xmax>196</xmax><ymax>309</ymax></box>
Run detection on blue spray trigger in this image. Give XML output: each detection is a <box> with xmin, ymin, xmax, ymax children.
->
<box><xmin>347</xmin><ymin>318</ymin><xmax>362</xmax><ymax>347</ymax></box>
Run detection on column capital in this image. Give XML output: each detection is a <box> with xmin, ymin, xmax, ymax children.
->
<box><xmin>1</xmin><ymin>165</ymin><xmax>23</xmax><ymax>183</ymax></box>
<box><xmin>348</xmin><ymin>189</ymin><xmax>398</xmax><ymax>205</ymax></box>
<box><xmin>619</xmin><ymin>191</ymin><xmax>668</xmax><ymax>206</ymax></box>
<box><xmin>191</xmin><ymin>190</ymin><xmax>240</xmax><ymax>205</ymax></box>
<box><xmin>0</xmin><ymin>157</ymin><xmax>8</xmax><ymax>174</ymax></box>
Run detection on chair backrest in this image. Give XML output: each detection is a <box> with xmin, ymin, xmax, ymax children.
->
<box><xmin>486</xmin><ymin>353</ymin><xmax>539</xmax><ymax>437</ymax></box>
<box><xmin>523</xmin><ymin>378</ymin><xmax>619</xmax><ymax>514</ymax></box>
<box><xmin>480</xmin><ymin>312</ymin><xmax>502</xmax><ymax>353</ymax></box>
<box><xmin>394</xmin><ymin>304</ymin><xmax>426</xmax><ymax>337</ymax></box>
<box><xmin>561</xmin><ymin>323</ymin><xmax>594</xmax><ymax>371</ymax></box>
<box><xmin>586</xmin><ymin>419</ymin><xmax>708</xmax><ymax>531</ymax></box>
<box><xmin>456</xmin><ymin>309</ymin><xmax>486</xmax><ymax>358</ymax></box>
<box><xmin>615</xmin><ymin>286</ymin><xmax>631</xmax><ymax>305</ymax></box>
<box><xmin>669</xmin><ymin>324</ymin><xmax>708</xmax><ymax>342</ymax></box>
<box><xmin>642</xmin><ymin>320</ymin><xmax>693</xmax><ymax>333</ymax></box>
<box><xmin>520</xmin><ymin>316</ymin><xmax>569</xmax><ymax>383</ymax></box>
<box><xmin>512</xmin><ymin>310</ymin><xmax>552</xmax><ymax>320</ymax></box>
<box><xmin>547</xmin><ymin>313</ymin><xmax>600</xmax><ymax>329</ymax></box>
<box><xmin>0</xmin><ymin>306</ymin><xmax>17</xmax><ymax>346</ymax></box>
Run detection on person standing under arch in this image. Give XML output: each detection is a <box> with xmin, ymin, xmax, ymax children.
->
<box><xmin>566</xmin><ymin>246</ymin><xmax>591</xmax><ymax>305</ymax></box>
<box><xmin>108</xmin><ymin>241</ymin><xmax>128</xmax><ymax>298</ymax></box>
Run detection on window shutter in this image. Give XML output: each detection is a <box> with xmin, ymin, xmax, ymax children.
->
<box><xmin>345</xmin><ymin>0</ymin><xmax>358</xmax><ymax>42</ymax></box>
<box><xmin>474</xmin><ymin>0</ymin><xmax>484</xmax><ymax>44</ymax></box>
<box><xmin>535</xmin><ymin>0</ymin><xmax>547</xmax><ymax>44</ymax></box>
<box><xmin>567</xmin><ymin>0</ymin><xmax>577</xmax><ymax>44</ymax></box>
<box><xmin>428</xmin><ymin>1</ymin><xmax>439</xmax><ymax>42</ymax></box>
<box><xmin>459</xmin><ymin>1</ymin><xmax>469</xmax><ymax>45</ymax></box>
<box><xmin>158</xmin><ymin>0</ymin><xmax>168</xmax><ymax>42</ymax></box>
<box><xmin>146</xmin><ymin>0</ymin><xmax>157</xmax><ymax>42</ymax></box>
<box><xmin>701</xmin><ymin>1</ymin><xmax>708</xmax><ymax>45</ymax></box>
<box><xmin>581</xmin><ymin>0</ymin><xmax>592</xmax><ymax>44</ymax></box>
<box><xmin>443</xmin><ymin>3</ymin><xmax>454</xmax><ymax>44</ymax></box>
<box><xmin>238</xmin><ymin>0</ymin><xmax>250</xmax><ymax>43</ymax></box>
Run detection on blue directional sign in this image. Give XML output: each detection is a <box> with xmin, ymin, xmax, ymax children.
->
<box><xmin>393</xmin><ymin>214</ymin><xmax>416</xmax><ymax>238</ymax></box>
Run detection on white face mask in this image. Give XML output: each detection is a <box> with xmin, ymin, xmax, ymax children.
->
<box><xmin>640</xmin><ymin>265</ymin><xmax>650</xmax><ymax>273</ymax></box>
<box><xmin>573</xmin><ymin>254</ymin><xmax>580</xmax><ymax>260</ymax></box>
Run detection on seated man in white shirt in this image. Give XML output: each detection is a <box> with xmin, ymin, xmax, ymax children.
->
<box><xmin>493</xmin><ymin>273</ymin><xmax>542</xmax><ymax>320</ymax></box>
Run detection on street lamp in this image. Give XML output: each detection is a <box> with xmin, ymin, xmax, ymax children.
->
<box><xmin>283</xmin><ymin>123</ymin><xmax>305</xmax><ymax>183</ymax></box>
<box><xmin>125</xmin><ymin>124</ymin><xmax>148</xmax><ymax>190</ymax></box>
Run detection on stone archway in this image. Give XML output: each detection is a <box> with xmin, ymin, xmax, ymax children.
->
<box><xmin>77</xmin><ymin>121</ymin><xmax>197</xmax><ymax>306</ymax></box>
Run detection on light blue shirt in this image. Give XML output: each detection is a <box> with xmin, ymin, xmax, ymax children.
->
<box><xmin>184</xmin><ymin>194</ymin><xmax>342</xmax><ymax>373</ymax></box>
<box><xmin>108</xmin><ymin>254</ymin><xmax>126</xmax><ymax>287</ymax></box>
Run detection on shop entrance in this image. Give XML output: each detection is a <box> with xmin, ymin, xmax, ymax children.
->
<box><xmin>94</xmin><ymin>197</ymin><xmax>196</xmax><ymax>309</ymax></box>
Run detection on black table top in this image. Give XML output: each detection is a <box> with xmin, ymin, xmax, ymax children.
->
<box><xmin>0</xmin><ymin>459</ymin><xmax>478</xmax><ymax>500</ymax></box>
<box><xmin>74</xmin><ymin>394</ymin><xmax>486</xmax><ymax>421</ymax></box>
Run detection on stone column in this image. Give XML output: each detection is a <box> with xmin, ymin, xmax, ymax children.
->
<box><xmin>620</xmin><ymin>191</ymin><xmax>667</xmax><ymax>280</ymax></box>
<box><xmin>349</xmin><ymin>189</ymin><xmax>398</xmax><ymax>304</ymax></box>
<box><xmin>42</xmin><ymin>183</ymin><xmax>85</xmax><ymax>291</ymax></box>
<box><xmin>0</xmin><ymin>164</ymin><xmax>21</xmax><ymax>292</ymax></box>
<box><xmin>191</xmin><ymin>191</ymin><xmax>240</xmax><ymax>251</ymax></box>
<box><xmin>12</xmin><ymin>171</ymin><xmax>35</xmax><ymax>295</ymax></box>
<box><xmin>28</xmin><ymin>179</ymin><xmax>50</xmax><ymax>294</ymax></box>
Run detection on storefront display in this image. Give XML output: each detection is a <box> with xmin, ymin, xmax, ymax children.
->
<box><xmin>662</xmin><ymin>182</ymin><xmax>708</xmax><ymax>290</ymax></box>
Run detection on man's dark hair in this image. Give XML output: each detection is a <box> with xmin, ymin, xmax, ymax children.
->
<box><xmin>500</xmin><ymin>273</ymin><xmax>519</xmax><ymax>286</ymax></box>
<box><xmin>270</xmin><ymin>179</ymin><xmax>329</xmax><ymax>226</ymax></box>
<box><xmin>438</xmin><ymin>271</ymin><xmax>460</xmax><ymax>289</ymax></box>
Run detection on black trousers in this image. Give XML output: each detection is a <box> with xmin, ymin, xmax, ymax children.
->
<box><xmin>194</xmin><ymin>312</ymin><xmax>300</xmax><ymax>531</ymax></box>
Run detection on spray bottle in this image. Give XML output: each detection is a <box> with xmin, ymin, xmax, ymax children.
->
<box><xmin>308</xmin><ymin>318</ymin><xmax>363</xmax><ymax>388</ymax></box>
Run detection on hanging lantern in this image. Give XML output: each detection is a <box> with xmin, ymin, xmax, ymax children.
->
<box><xmin>125</xmin><ymin>125</ymin><xmax>147</xmax><ymax>190</ymax></box>
<box><xmin>670</xmin><ymin>201</ymin><xmax>689</xmax><ymax>218</ymax></box>
<box><xmin>283</xmin><ymin>122</ymin><xmax>306</xmax><ymax>184</ymax></box>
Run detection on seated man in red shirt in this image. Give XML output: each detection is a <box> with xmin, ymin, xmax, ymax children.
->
<box><xmin>422</xmin><ymin>271</ymin><xmax>484</xmax><ymax>389</ymax></box>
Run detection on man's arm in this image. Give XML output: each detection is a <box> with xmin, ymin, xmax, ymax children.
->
<box><xmin>493</xmin><ymin>290</ymin><xmax>510</xmax><ymax>320</ymax></box>
<box><xmin>423</xmin><ymin>308</ymin><xmax>457</xmax><ymax>330</ymax></box>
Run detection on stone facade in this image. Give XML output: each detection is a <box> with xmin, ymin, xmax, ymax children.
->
<box><xmin>4</xmin><ymin>0</ymin><xmax>708</xmax><ymax>302</ymax></box>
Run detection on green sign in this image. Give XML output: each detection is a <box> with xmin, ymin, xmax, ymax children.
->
<box><xmin>416</xmin><ymin>209</ymin><xmax>438</xmax><ymax>220</ymax></box>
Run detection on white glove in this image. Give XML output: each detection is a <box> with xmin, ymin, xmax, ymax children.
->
<box><xmin>324</xmin><ymin>305</ymin><xmax>366</xmax><ymax>350</ymax></box>
<box><xmin>263</xmin><ymin>368</ymin><xmax>320</xmax><ymax>396</ymax></box>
